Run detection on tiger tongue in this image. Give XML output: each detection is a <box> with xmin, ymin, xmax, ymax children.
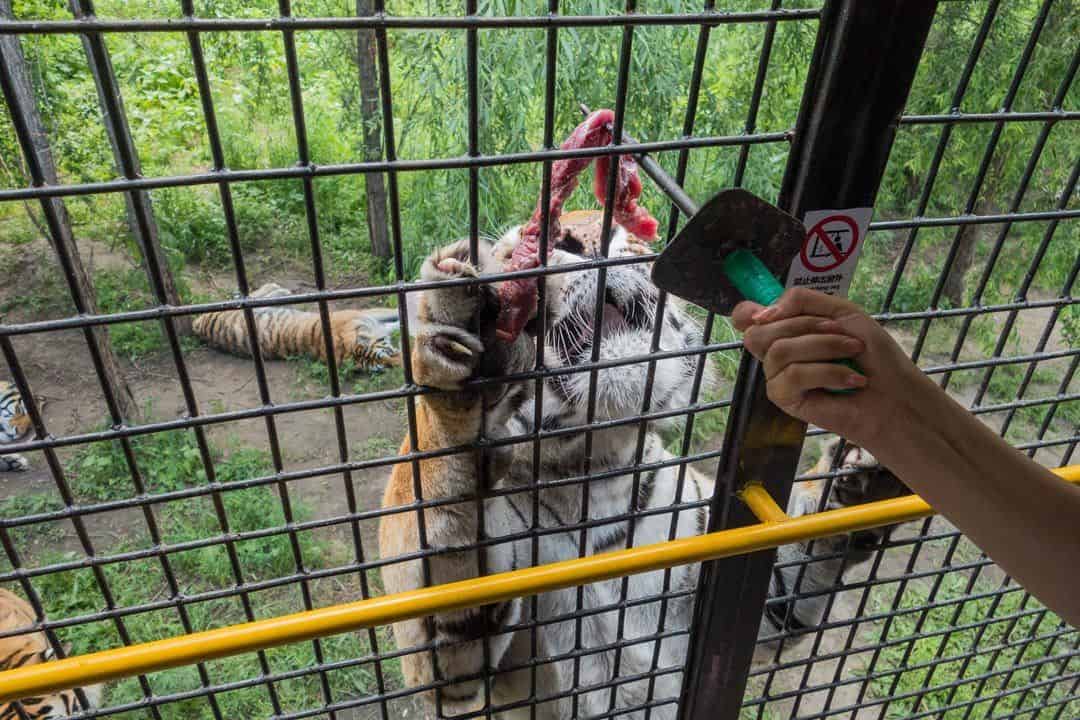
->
<box><xmin>495</xmin><ymin>109</ymin><xmax>658</xmax><ymax>343</ymax></box>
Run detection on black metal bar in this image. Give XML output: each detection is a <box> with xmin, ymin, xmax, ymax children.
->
<box><xmin>460</xmin><ymin>3</ymin><xmax>497</xmax><ymax>717</ymax></box>
<box><xmin>67</xmin><ymin>0</ymin><xmax>186</xmax><ymax>329</ymax></box>
<box><xmin>935</xmin><ymin>46</ymin><xmax>1079</xmax><ymax>395</ymax></box>
<box><xmin>0</xmin><ymin>339</ymin><xmax>150</xmax><ymax>715</ymax></box>
<box><xmin>0</xmin><ymin>14</ymin><xmax>154</xmax><ymax>713</ymax></box>
<box><xmin>68</xmin><ymin>0</ymin><xmax>286</xmax><ymax>710</ymax></box>
<box><xmin>30</xmin><ymin>604</ymin><xmax>699</xmax><ymax>720</ymax></box>
<box><xmin>527</xmin><ymin>2</ymin><xmax>560</xmax><ymax>715</ymax></box>
<box><xmin>1</xmin><ymin>351</ymin><xmax>1071</xmax><ymax>469</ymax></box>
<box><xmin>2</xmin><ymin>141</ymin><xmax>1074</xmax><ymax>209</ymax></box>
<box><xmin>899</xmin><ymin>109</ymin><xmax>1080</xmax><ymax>124</ymax></box>
<box><xmin>273</xmin><ymin>1</ymin><xmax>357</xmax><ymax>715</ymax></box>
<box><xmin>571</xmin><ymin>2</ymin><xmax>637</xmax><ymax>712</ymax></box>
<box><xmin>1</xmin><ymin>249</ymin><xmax>1076</xmax><ymax>342</ymax></box>
<box><xmin>972</xmin><ymin>158</ymin><xmax>1080</xmax><ymax>409</ymax></box>
<box><xmin>0</xmin><ymin>9</ymin><xmax>822</xmax><ymax>34</ymax></box>
<box><xmin>0</xmin><ymin>132</ymin><xmax>791</xmax><ymax>201</ymax></box>
<box><xmin>588</xmin><ymin>115</ymin><xmax>699</xmax><ymax>218</ymax></box>
<box><xmin>3</xmin><ymin>263</ymin><xmax>1075</xmax><ymax>340</ymax></box>
<box><xmin>1000</xmin><ymin>173</ymin><xmax>1080</xmax><ymax>439</ymax></box>
<box><xmin>678</xmin><ymin>3</ymin><xmax>939</xmax><ymax>719</ymax></box>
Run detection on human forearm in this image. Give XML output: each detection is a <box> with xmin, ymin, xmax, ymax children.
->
<box><xmin>733</xmin><ymin>288</ymin><xmax>1080</xmax><ymax>626</ymax></box>
<box><xmin>874</xmin><ymin>374</ymin><xmax>1080</xmax><ymax>626</ymax></box>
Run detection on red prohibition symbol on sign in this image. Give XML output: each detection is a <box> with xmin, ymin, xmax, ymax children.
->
<box><xmin>801</xmin><ymin>214</ymin><xmax>859</xmax><ymax>272</ymax></box>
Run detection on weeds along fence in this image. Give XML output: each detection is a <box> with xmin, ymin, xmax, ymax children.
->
<box><xmin>0</xmin><ymin>0</ymin><xmax>1077</xmax><ymax>719</ymax></box>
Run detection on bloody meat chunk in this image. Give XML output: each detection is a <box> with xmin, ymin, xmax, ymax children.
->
<box><xmin>496</xmin><ymin>109</ymin><xmax>658</xmax><ymax>342</ymax></box>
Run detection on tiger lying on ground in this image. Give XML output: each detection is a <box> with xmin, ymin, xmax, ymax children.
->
<box><xmin>193</xmin><ymin>283</ymin><xmax>402</xmax><ymax>373</ymax></box>
<box><xmin>378</xmin><ymin>210</ymin><xmax>908</xmax><ymax>719</ymax></box>
<box><xmin>0</xmin><ymin>588</ymin><xmax>103</xmax><ymax>719</ymax></box>
<box><xmin>1</xmin><ymin>381</ymin><xmax>32</xmax><ymax>473</ymax></box>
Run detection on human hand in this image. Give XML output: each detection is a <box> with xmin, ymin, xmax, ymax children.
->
<box><xmin>731</xmin><ymin>288</ymin><xmax>928</xmax><ymax>453</ymax></box>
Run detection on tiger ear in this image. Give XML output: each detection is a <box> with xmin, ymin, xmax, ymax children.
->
<box><xmin>35</xmin><ymin>395</ymin><xmax>47</xmax><ymax>411</ymax></box>
<box><xmin>61</xmin><ymin>642</ymin><xmax>72</xmax><ymax>656</ymax></box>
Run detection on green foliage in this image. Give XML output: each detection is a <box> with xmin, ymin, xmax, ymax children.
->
<box><xmin>4</xmin><ymin>0</ymin><xmax>1075</xmax><ymax>308</ymax></box>
<box><xmin>0</xmin><ymin>243</ymin><xmax>73</xmax><ymax>317</ymax></box>
<box><xmin>0</xmin><ymin>493</ymin><xmax>65</xmax><ymax>551</ymax></box>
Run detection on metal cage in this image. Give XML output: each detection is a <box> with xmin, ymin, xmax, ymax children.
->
<box><xmin>0</xmin><ymin>0</ymin><xmax>1076</xmax><ymax>719</ymax></box>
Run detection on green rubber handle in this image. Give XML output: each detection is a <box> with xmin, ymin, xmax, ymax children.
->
<box><xmin>722</xmin><ymin>249</ymin><xmax>862</xmax><ymax>394</ymax></box>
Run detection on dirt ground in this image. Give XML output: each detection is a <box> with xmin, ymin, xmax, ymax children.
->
<box><xmin>1</xmin><ymin>235</ymin><xmax>1075</xmax><ymax>719</ymax></box>
<box><xmin>1</xmin><ymin>238</ymin><xmax>403</xmax><ymax>572</ymax></box>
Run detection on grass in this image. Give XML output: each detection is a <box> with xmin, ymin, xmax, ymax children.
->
<box><xmin>0</xmin><ymin>493</ymin><xmax>67</xmax><ymax>550</ymax></box>
<box><xmin>290</xmin><ymin>355</ymin><xmax>406</xmax><ymax>398</ymax></box>
<box><xmin>861</xmin><ymin>574</ymin><xmax>1077</xmax><ymax>720</ymax></box>
<box><xmin>3</xmin><ymin>427</ymin><xmax>406</xmax><ymax>718</ymax></box>
<box><xmin>67</xmin><ymin>425</ymin><xmax>209</xmax><ymax>503</ymax></box>
<box><xmin>355</xmin><ymin>435</ymin><xmax>400</xmax><ymax>461</ymax></box>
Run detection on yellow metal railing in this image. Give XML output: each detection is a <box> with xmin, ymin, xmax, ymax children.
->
<box><xmin>0</xmin><ymin>464</ymin><xmax>1077</xmax><ymax>704</ymax></box>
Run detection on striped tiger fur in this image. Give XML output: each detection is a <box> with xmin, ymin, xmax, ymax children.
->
<box><xmin>1</xmin><ymin>381</ymin><xmax>32</xmax><ymax>473</ymax></box>
<box><xmin>193</xmin><ymin>283</ymin><xmax>402</xmax><ymax>373</ymax></box>
<box><xmin>378</xmin><ymin>211</ymin><xmax>908</xmax><ymax>718</ymax></box>
<box><xmin>0</xmin><ymin>588</ymin><xmax>103</xmax><ymax>719</ymax></box>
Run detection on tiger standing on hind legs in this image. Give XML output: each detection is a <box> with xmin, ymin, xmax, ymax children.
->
<box><xmin>378</xmin><ymin>214</ymin><xmax>908</xmax><ymax>719</ymax></box>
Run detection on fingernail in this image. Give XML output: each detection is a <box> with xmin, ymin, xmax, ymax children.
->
<box><xmin>846</xmin><ymin>373</ymin><xmax>867</xmax><ymax>388</ymax></box>
<box><xmin>752</xmin><ymin>306</ymin><xmax>778</xmax><ymax>324</ymax></box>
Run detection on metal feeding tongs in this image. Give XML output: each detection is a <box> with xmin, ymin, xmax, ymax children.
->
<box><xmin>580</xmin><ymin>105</ymin><xmax>862</xmax><ymax>388</ymax></box>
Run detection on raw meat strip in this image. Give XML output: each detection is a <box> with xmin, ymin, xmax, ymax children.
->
<box><xmin>496</xmin><ymin>109</ymin><xmax>658</xmax><ymax>342</ymax></box>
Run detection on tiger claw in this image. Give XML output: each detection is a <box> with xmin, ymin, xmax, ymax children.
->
<box><xmin>448</xmin><ymin>340</ymin><xmax>473</xmax><ymax>358</ymax></box>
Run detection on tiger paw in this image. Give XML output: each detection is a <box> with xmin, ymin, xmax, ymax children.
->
<box><xmin>412</xmin><ymin>240</ymin><xmax>499</xmax><ymax>389</ymax></box>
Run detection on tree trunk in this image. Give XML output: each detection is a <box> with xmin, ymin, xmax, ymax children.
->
<box><xmin>942</xmin><ymin>196</ymin><xmax>994</xmax><ymax>308</ymax></box>
<box><xmin>68</xmin><ymin>0</ymin><xmax>192</xmax><ymax>334</ymax></box>
<box><xmin>0</xmin><ymin>4</ymin><xmax>137</xmax><ymax>421</ymax></box>
<box><xmin>356</xmin><ymin>0</ymin><xmax>391</xmax><ymax>259</ymax></box>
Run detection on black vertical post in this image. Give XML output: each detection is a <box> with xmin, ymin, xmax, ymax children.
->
<box><xmin>677</xmin><ymin>2</ymin><xmax>938</xmax><ymax>719</ymax></box>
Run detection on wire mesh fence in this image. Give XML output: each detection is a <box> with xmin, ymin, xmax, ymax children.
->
<box><xmin>0</xmin><ymin>0</ymin><xmax>1075</xmax><ymax>719</ymax></box>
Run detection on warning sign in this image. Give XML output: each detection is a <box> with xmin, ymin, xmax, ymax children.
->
<box><xmin>787</xmin><ymin>207</ymin><xmax>873</xmax><ymax>298</ymax></box>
